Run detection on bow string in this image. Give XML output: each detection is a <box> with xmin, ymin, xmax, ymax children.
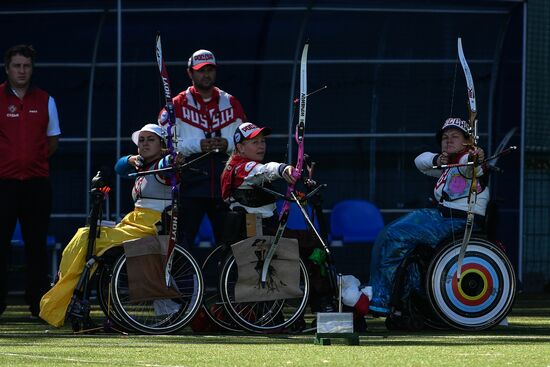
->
<box><xmin>260</xmin><ymin>42</ymin><xmax>309</xmax><ymax>286</ymax></box>
<box><xmin>456</xmin><ymin>37</ymin><xmax>478</xmax><ymax>280</ymax></box>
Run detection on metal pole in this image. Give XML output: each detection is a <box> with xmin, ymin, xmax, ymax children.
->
<box><xmin>115</xmin><ymin>0</ymin><xmax>122</xmax><ymax>220</ymax></box>
<box><xmin>338</xmin><ymin>273</ymin><xmax>343</xmax><ymax>313</ymax></box>
<box><xmin>518</xmin><ymin>2</ymin><xmax>527</xmax><ymax>283</ymax></box>
<box><xmin>487</xmin><ymin>13</ymin><xmax>512</xmax><ymax>157</ymax></box>
<box><xmin>85</xmin><ymin>11</ymin><xmax>107</xmax><ymax>215</ymax></box>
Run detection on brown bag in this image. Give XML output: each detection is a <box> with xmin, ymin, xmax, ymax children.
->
<box><xmin>123</xmin><ymin>235</ymin><xmax>181</xmax><ymax>302</ymax></box>
<box><xmin>231</xmin><ymin>236</ymin><xmax>303</xmax><ymax>303</ymax></box>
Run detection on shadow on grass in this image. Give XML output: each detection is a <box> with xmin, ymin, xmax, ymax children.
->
<box><xmin>1</xmin><ymin>293</ymin><xmax>549</xmax><ymax>347</ymax></box>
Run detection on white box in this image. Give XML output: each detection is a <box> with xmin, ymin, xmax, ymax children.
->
<box><xmin>316</xmin><ymin>312</ymin><xmax>354</xmax><ymax>334</ymax></box>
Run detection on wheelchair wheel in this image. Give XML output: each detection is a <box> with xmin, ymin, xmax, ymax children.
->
<box><xmin>426</xmin><ymin>237</ymin><xmax>516</xmax><ymax>331</ymax></box>
<box><xmin>110</xmin><ymin>245</ymin><xmax>204</xmax><ymax>334</ymax></box>
<box><xmin>201</xmin><ymin>246</ymin><xmax>242</xmax><ymax>332</ymax></box>
<box><xmin>219</xmin><ymin>254</ymin><xmax>309</xmax><ymax>333</ymax></box>
<box><xmin>96</xmin><ymin>260</ymin><xmax>133</xmax><ymax>331</ymax></box>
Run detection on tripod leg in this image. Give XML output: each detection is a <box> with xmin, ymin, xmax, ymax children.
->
<box><xmin>66</xmin><ymin>258</ymin><xmax>97</xmax><ymax>332</ymax></box>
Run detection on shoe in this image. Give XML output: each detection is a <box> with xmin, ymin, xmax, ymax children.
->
<box><xmin>369</xmin><ymin>304</ymin><xmax>390</xmax><ymax>317</ymax></box>
<box><xmin>319</xmin><ymin>296</ymin><xmax>336</xmax><ymax>313</ymax></box>
<box><xmin>29</xmin><ymin>303</ymin><xmax>40</xmax><ymax>318</ymax></box>
<box><xmin>354</xmin><ymin>315</ymin><xmax>368</xmax><ymax>332</ymax></box>
<box><xmin>0</xmin><ymin>303</ymin><xmax>6</xmax><ymax>317</ymax></box>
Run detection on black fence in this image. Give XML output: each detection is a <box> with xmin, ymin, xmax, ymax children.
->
<box><xmin>1</xmin><ymin>0</ymin><xmax>524</xmax><ymax>283</ymax></box>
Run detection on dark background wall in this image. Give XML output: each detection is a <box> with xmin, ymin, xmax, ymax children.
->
<box><xmin>1</xmin><ymin>0</ymin><xmax>525</xmax><ymax>283</ymax></box>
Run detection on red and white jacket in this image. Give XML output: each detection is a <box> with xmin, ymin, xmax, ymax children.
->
<box><xmin>221</xmin><ymin>155</ymin><xmax>288</xmax><ymax>218</ymax></box>
<box><xmin>415</xmin><ymin>151</ymin><xmax>489</xmax><ymax>216</ymax></box>
<box><xmin>158</xmin><ymin>86</ymin><xmax>246</xmax><ymax>197</ymax></box>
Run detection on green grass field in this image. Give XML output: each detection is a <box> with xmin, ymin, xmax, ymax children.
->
<box><xmin>1</xmin><ymin>295</ymin><xmax>549</xmax><ymax>366</ymax></box>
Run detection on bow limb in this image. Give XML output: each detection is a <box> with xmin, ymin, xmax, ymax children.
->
<box><xmin>456</xmin><ymin>38</ymin><xmax>479</xmax><ymax>280</ymax></box>
<box><xmin>156</xmin><ymin>33</ymin><xmax>179</xmax><ymax>286</ymax></box>
<box><xmin>260</xmin><ymin>42</ymin><xmax>309</xmax><ymax>286</ymax></box>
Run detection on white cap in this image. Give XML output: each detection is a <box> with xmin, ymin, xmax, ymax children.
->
<box><xmin>131</xmin><ymin>123</ymin><xmax>165</xmax><ymax>145</ymax></box>
<box><xmin>187</xmin><ymin>49</ymin><xmax>216</xmax><ymax>70</ymax></box>
<box><xmin>436</xmin><ymin>117</ymin><xmax>471</xmax><ymax>142</ymax></box>
<box><xmin>441</xmin><ymin>117</ymin><xmax>470</xmax><ymax>135</ymax></box>
<box><xmin>233</xmin><ymin>122</ymin><xmax>271</xmax><ymax>145</ymax></box>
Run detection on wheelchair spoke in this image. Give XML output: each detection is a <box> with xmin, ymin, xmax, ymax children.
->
<box><xmin>219</xmin><ymin>255</ymin><xmax>309</xmax><ymax>333</ymax></box>
<box><xmin>110</xmin><ymin>245</ymin><xmax>203</xmax><ymax>334</ymax></box>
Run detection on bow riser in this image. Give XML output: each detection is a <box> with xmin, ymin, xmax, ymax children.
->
<box><xmin>155</xmin><ymin>33</ymin><xmax>179</xmax><ymax>286</ymax></box>
<box><xmin>260</xmin><ymin>42</ymin><xmax>309</xmax><ymax>285</ymax></box>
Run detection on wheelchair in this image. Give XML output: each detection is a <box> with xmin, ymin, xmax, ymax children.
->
<box><xmin>385</xmin><ymin>211</ymin><xmax>516</xmax><ymax>331</ymax></box>
<box><xmin>218</xmin><ymin>248</ymin><xmax>311</xmax><ymax>333</ymax></box>
<box><xmin>202</xmin><ymin>164</ymin><xmax>337</xmax><ymax>333</ymax></box>
<box><xmin>197</xmin><ymin>211</ymin><xmax>313</xmax><ymax>333</ymax></box>
<box><xmin>73</xmin><ymin>237</ymin><xmax>204</xmax><ymax>335</ymax></box>
<box><xmin>68</xmin><ymin>173</ymin><xmax>204</xmax><ymax>335</ymax></box>
<box><xmin>102</xmin><ymin>244</ymin><xmax>203</xmax><ymax>334</ymax></box>
<box><xmin>199</xmin><ymin>245</ymin><xmax>242</xmax><ymax>332</ymax></box>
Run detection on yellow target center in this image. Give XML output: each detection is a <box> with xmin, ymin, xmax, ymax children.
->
<box><xmin>457</xmin><ymin>268</ymin><xmax>488</xmax><ymax>300</ymax></box>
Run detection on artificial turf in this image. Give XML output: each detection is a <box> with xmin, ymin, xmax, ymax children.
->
<box><xmin>0</xmin><ymin>294</ymin><xmax>549</xmax><ymax>366</ymax></box>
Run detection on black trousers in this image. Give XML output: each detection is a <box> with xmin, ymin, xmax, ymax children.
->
<box><xmin>177</xmin><ymin>196</ymin><xmax>228</xmax><ymax>250</ymax></box>
<box><xmin>0</xmin><ymin>178</ymin><xmax>52</xmax><ymax>308</ymax></box>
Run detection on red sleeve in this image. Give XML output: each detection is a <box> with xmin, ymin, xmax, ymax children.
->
<box><xmin>220</xmin><ymin>163</ymin><xmax>235</xmax><ymax>200</ymax></box>
<box><xmin>220</xmin><ymin>157</ymin><xmax>257</xmax><ymax>200</ymax></box>
<box><xmin>230</xmin><ymin>95</ymin><xmax>247</xmax><ymax>121</ymax></box>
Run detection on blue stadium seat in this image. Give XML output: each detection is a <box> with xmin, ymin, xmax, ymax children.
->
<box><xmin>276</xmin><ymin>200</ymin><xmax>319</xmax><ymax>231</ymax></box>
<box><xmin>11</xmin><ymin>221</ymin><xmax>60</xmax><ymax>281</ymax></box>
<box><xmin>194</xmin><ymin>215</ymin><xmax>215</xmax><ymax>247</ymax></box>
<box><xmin>329</xmin><ymin>199</ymin><xmax>384</xmax><ymax>244</ymax></box>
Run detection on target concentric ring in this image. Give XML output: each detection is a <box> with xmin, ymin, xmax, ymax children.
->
<box><xmin>427</xmin><ymin>238</ymin><xmax>516</xmax><ymax>330</ymax></box>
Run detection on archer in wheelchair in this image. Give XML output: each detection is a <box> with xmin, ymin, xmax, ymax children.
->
<box><xmin>211</xmin><ymin>122</ymin><xmax>334</xmax><ymax>332</ymax></box>
<box><xmin>39</xmin><ymin>124</ymin><xmax>203</xmax><ymax>333</ymax></box>
<box><xmin>361</xmin><ymin>117</ymin><xmax>515</xmax><ymax>331</ymax></box>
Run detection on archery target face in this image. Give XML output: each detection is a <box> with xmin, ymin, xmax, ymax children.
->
<box><xmin>428</xmin><ymin>239</ymin><xmax>515</xmax><ymax>330</ymax></box>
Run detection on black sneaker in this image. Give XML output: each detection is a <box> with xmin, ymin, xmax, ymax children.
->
<box><xmin>319</xmin><ymin>297</ymin><xmax>337</xmax><ymax>313</ymax></box>
<box><xmin>29</xmin><ymin>303</ymin><xmax>40</xmax><ymax>318</ymax></box>
<box><xmin>354</xmin><ymin>315</ymin><xmax>368</xmax><ymax>333</ymax></box>
<box><xmin>0</xmin><ymin>303</ymin><xmax>6</xmax><ymax>317</ymax></box>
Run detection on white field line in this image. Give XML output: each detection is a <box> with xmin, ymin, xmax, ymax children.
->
<box><xmin>0</xmin><ymin>352</ymin><xmax>187</xmax><ymax>367</ymax></box>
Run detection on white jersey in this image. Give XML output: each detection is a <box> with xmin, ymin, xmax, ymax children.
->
<box><xmin>116</xmin><ymin>155</ymin><xmax>174</xmax><ymax>213</ymax></box>
<box><xmin>132</xmin><ymin>171</ymin><xmax>173</xmax><ymax>213</ymax></box>
<box><xmin>415</xmin><ymin>151</ymin><xmax>489</xmax><ymax>216</ymax></box>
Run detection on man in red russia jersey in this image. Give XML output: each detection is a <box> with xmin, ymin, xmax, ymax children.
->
<box><xmin>0</xmin><ymin>45</ymin><xmax>61</xmax><ymax>318</ymax></box>
<box><xmin>158</xmin><ymin>49</ymin><xmax>246</xmax><ymax>249</ymax></box>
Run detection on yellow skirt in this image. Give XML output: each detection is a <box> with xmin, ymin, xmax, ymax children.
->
<box><xmin>39</xmin><ymin>207</ymin><xmax>161</xmax><ymax>327</ymax></box>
